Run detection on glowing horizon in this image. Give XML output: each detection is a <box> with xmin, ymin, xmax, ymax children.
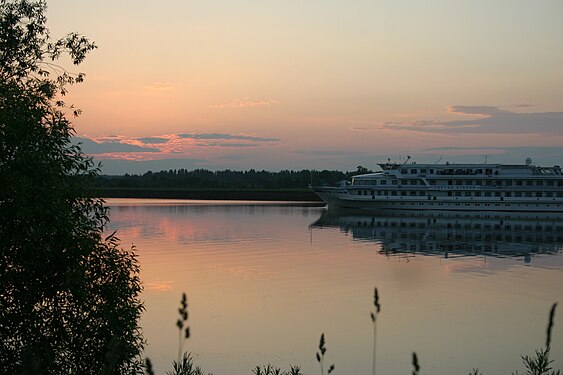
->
<box><xmin>46</xmin><ymin>0</ymin><xmax>563</xmax><ymax>173</ymax></box>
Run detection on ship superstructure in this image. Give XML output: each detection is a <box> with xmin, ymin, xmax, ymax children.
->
<box><xmin>311</xmin><ymin>160</ymin><xmax>563</xmax><ymax>212</ymax></box>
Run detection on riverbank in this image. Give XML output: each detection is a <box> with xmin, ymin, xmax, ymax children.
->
<box><xmin>95</xmin><ymin>187</ymin><xmax>324</xmax><ymax>203</ymax></box>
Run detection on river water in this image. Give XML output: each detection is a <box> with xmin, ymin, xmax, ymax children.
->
<box><xmin>106</xmin><ymin>199</ymin><xmax>563</xmax><ymax>375</ymax></box>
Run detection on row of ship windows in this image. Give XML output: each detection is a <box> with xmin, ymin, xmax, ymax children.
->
<box><xmin>374</xmin><ymin>202</ymin><xmax>561</xmax><ymax>208</ymax></box>
<box><xmin>379</xmin><ymin>235</ymin><xmax>562</xmax><ymax>244</ymax></box>
<box><xmin>399</xmin><ymin>168</ymin><xmax>494</xmax><ymax>175</ymax></box>
<box><xmin>355</xmin><ymin>190</ymin><xmax>563</xmax><ymax>198</ymax></box>
<box><xmin>353</xmin><ymin>179</ymin><xmax>563</xmax><ymax>187</ymax></box>
<box><xmin>360</xmin><ymin>221</ymin><xmax>563</xmax><ymax>231</ymax></box>
<box><xmin>397</xmin><ymin>168</ymin><xmax>560</xmax><ymax>176</ymax></box>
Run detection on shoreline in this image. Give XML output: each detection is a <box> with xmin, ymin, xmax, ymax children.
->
<box><xmin>94</xmin><ymin>187</ymin><xmax>325</xmax><ymax>203</ymax></box>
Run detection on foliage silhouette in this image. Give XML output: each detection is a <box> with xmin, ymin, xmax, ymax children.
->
<box><xmin>513</xmin><ymin>303</ymin><xmax>560</xmax><ymax>375</ymax></box>
<box><xmin>252</xmin><ymin>364</ymin><xmax>303</xmax><ymax>375</ymax></box>
<box><xmin>411</xmin><ymin>352</ymin><xmax>420</xmax><ymax>375</ymax></box>
<box><xmin>315</xmin><ymin>333</ymin><xmax>334</xmax><ymax>375</ymax></box>
<box><xmin>370</xmin><ymin>287</ymin><xmax>381</xmax><ymax>375</ymax></box>
<box><xmin>0</xmin><ymin>0</ymin><xmax>144</xmax><ymax>373</ymax></box>
<box><xmin>95</xmin><ymin>168</ymin><xmax>355</xmax><ymax>190</ymax></box>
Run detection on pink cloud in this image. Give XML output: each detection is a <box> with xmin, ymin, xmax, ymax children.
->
<box><xmin>352</xmin><ymin>106</ymin><xmax>563</xmax><ymax>135</ymax></box>
<box><xmin>75</xmin><ymin>132</ymin><xmax>281</xmax><ymax>161</ymax></box>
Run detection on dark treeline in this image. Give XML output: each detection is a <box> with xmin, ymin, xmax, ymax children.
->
<box><xmin>95</xmin><ymin>166</ymin><xmax>373</xmax><ymax>189</ymax></box>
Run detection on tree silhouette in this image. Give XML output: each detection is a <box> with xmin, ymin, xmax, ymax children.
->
<box><xmin>0</xmin><ymin>1</ymin><xmax>144</xmax><ymax>373</ymax></box>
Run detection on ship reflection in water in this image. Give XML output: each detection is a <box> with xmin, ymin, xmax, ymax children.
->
<box><xmin>310</xmin><ymin>209</ymin><xmax>563</xmax><ymax>262</ymax></box>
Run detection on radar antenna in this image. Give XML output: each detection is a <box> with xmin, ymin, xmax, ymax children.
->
<box><xmin>434</xmin><ymin>154</ymin><xmax>442</xmax><ymax>164</ymax></box>
<box><xmin>401</xmin><ymin>155</ymin><xmax>411</xmax><ymax>166</ymax></box>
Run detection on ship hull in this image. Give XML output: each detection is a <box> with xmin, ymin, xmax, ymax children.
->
<box><xmin>312</xmin><ymin>189</ymin><xmax>563</xmax><ymax>212</ymax></box>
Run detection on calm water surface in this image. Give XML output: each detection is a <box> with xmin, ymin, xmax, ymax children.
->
<box><xmin>106</xmin><ymin>199</ymin><xmax>563</xmax><ymax>375</ymax></box>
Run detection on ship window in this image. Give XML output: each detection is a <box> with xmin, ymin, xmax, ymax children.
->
<box><xmin>536</xmin><ymin>192</ymin><xmax>543</xmax><ymax>197</ymax></box>
<box><xmin>559</xmin><ymin>181</ymin><xmax>563</xmax><ymax>187</ymax></box>
<box><xmin>411</xmin><ymin>169</ymin><xmax>417</xmax><ymax>174</ymax></box>
<box><xmin>536</xmin><ymin>180</ymin><xmax>543</xmax><ymax>186</ymax></box>
<box><xmin>419</xmin><ymin>191</ymin><xmax>425</xmax><ymax>196</ymax></box>
<box><xmin>401</xmin><ymin>169</ymin><xmax>407</xmax><ymax>174</ymax></box>
<box><xmin>401</xmin><ymin>191</ymin><xmax>407</xmax><ymax>196</ymax></box>
<box><xmin>391</xmin><ymin>191</ymin><xmax>397</xmax><ymax>196</ymax></box>
<box><xmin>516</xmin><ymin>180</ymin><xmax>522</xmax><ymax>186</ymax></box>
<box><xmin>505</xmin><ymin>192</ymin><xmax>511</xmax><ymax>197</ymax></box>
<box><xmin>486</xmin><ymin>181</ymin><xmax>493</xmax><ymax>186</ymax></box>
<box><xmin>410</xmin><ymin>191</ymin><xmax>417</xmax><ymax>196</ymax></box>
<box><xmin>455</xmin><ymin>191</ymin><xmax>461</xmax><ymax>196</ymax></box>
<box><xmin>547</xmin><ymin>181</ymin><xmax>554</xmax><ymax>186</ymax></box>
<box><xmin>377</xmin><ymin>191</ymin><xmax>381</xmax><ymax>195</ymax></box>
<box><xmin>384</xmin><ymin>191</ymin><xmax>389</xmax><ymax>196</ymax></box>
<box><xmin>557</xmin><ymin>192</ymin><xmax>563</xmax><ymax>197</ymax></box>
<box><xmin>525</xmin><ymin>192</ymin><xmax>532</xmax><ymax>197</ymax></box>
<box><xmin>392</xmin><ymin>180</ymin><xmax>398</xmax><ymax>185</ymax></box>
<box><xmin>485</xmin><ymin>192</ymin><xmax>492</xmax><ymax>197</ymax></box>
<box><xmin>475</xmin><ymin>192</ymin><xmax>481</xmax><ymax>197</ymax></box>
<box><xmin>464</xmin><ymin>192</ymin><xmax>471</xmax><ymax>197</ymax></box>
<box><xmin>526</xmin><ymin>181</ymin><xmax>533</xmax><ymax>186</ymax></box>
<box><xmin>495</xmin><ymin>192</ymin><xmax>501</xmax><ymax>197</ymax></box>
<box><xmin>380</xmin><ymin>180</ymin><xmax>387</xmax><ymax>185</ymax></box>
<box><xmin>430</xmin><ymin>169</ymin><xmax>434</xmax><ymax>174</ymax></box>
<box><xmin>421</xmin><ymin>169</ymin><xmax>427</xmax><ymax>173</ymax></box>
<box><xmin>456</xmin><ymin>180</ymin><xmax>463</xmax><ymax>185</ymax></box>
<box><xmin>515</xmin><ymin>192</ymin><xmax>522</xmax><ymax>197</ymax></box>
<box><xmin>506</xmin><ymin>180</ymin><xmax>512</xmax><ymax>186</ymax></box>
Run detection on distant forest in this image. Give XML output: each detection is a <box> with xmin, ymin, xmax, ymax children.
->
<box><xmin>95</xmin><ymin>166</ymin><xmax>373</xmax><ymax>189</ymax></box>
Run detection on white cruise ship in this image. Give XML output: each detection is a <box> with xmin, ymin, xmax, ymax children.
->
<box><xmin>311</xmin><ymin>159</ymin><xmax>563</xmax><ymax>212</ymax></box>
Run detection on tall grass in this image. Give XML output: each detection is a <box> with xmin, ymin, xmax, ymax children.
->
<box><xmin>371</xmin><ymin>287</ymin><xmax>381</xmax><ymax>375</ymax></box>
<box><xmin>252</xmin><ymin>364</ymin><xmax>304</xmax><ymax>375</ymax></box>
<box><xmin>512</xmin><ymin>303</ymin><xmax>560</xmax><ymax>375</ymax></box>
<box><xmin>315</xmin><ymin>333</ymin><xmax>334</xmax><ymax>375</ymax></box>
<box><xmin>145</xmin><ymin>291</ymin><xmax>559</xmax><ymax>374</ymax></box>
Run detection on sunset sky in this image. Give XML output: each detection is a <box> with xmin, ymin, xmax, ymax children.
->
<box><xmin>46</xmin><ymin>0</ymin><xmax>563</xmax><ymax>174</ymax></box>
